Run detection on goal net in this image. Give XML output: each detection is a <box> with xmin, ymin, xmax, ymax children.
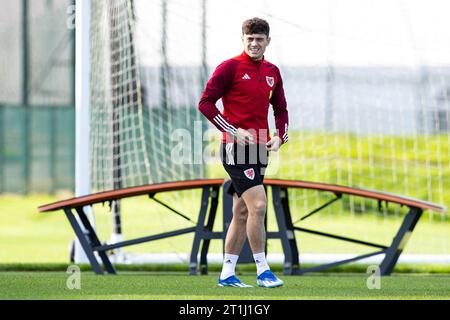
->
<box><xmin>84</xmin><ymin>0</ymin><xmax>450</xmax><ymax>265</ymax></box>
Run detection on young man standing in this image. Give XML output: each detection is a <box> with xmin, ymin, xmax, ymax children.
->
<box><xmin>199</xmin><ymin>17</ymin><xmax>288</xmax><ymax>288</ymax></box>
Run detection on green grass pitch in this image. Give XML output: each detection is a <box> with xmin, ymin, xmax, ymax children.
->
<box><xmin>0</xmin><ymin>272</ymin><xmax>449</xmax><ymax>300</ymax></box>
<box><xmin>0</xmin><ymin>132</ymin><xmax>448</xmax><ymax>301</ymax></box>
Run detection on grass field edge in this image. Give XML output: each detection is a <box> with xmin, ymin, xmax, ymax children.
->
<box><xmin>1</xmin><ymin>262</ymin><xmax>449</xmax><ymax>274</ymax></box>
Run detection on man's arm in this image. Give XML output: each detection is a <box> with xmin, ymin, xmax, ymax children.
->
<box><xmin>270</xmin><ymin>67</ymin><xmax>289</xmax><ymax>145</ymax></box>
<box><xmin>199</xmin><ymin>60</ymin><xmax>255</xmax><ymax>145</ymax></box>
<box><xmin>198</xmin><ymin>60</ymin><xmax>239</xmax><ymax>135</ymax></box>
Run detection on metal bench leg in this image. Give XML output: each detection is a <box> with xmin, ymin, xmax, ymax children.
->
<box><xmin>189</xmin><ymin>186</ymin><xmax>211</xmax><ymax>275</ymax></box>
<box><xmin>64</xmin><ymin>208</ymin><xmax>104</xmax><ymax>275</ymax></box>
<box><xmin>199</xmin><ymin>186</ymin><xmax>220</xmax><ymax>275</ymax></box>
<box><xmin>76</xmin><ymin>207</ymin><xmax>116</xmax><ymax>274</ymax></box>
<box><xmin>379</xmin><ymin>207</ymin><xmax>422</xmax><ymax>276</ymax></box>
<box><xmin>272</xmin><ymin>186</ymin><xmax>300</xmax><ymax>275</ymax></box>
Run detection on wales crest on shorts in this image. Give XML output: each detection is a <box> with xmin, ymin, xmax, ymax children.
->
<box><xmin>244</xmin><ymin>168</ymin><xmax>255</xmax><ymax>180</ymax></box>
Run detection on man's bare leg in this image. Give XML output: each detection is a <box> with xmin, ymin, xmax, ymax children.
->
<box><xmin>241</xmin><ymin>184</ymin><xmax>284</xmax><ymax>287</ymax></box>
<box><xmin>220</xmin><ymin>194</ymin><xmax>248</xmax><ymax>281</ymax></box>
<box><xmin>224</xmin><ymin>194</ymin><xmax>249</xmax><ymax>255</ymax></box>
<box><xmin>241</xmin><ymin>185</ymin><xmax>267</xmax><ymax>254</ymax></box>
<box><xmin>242</xmin><ymin>184</ymin><xmax>270</xmax><ymax>277</ymax></box>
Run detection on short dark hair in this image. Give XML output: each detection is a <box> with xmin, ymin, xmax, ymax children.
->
<box><xmin>242</xmin><ymin>17</ymin><xmax>270</xmax><ymax>37</ymax></box>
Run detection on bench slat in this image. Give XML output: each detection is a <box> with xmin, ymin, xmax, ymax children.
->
<box><xmin>38</xmin><ymin>178</ymin><xmax>446</xmax><ymax>213</ymax></box>
<box><xmin>264</xmin><ymin>179</ymin><xmax>446</xmax><ymax>213</ymax></box>
<box><xmin>38</xmin><ymin>179</ymin><xmax>224</xmax><ymax>212</ymax></box>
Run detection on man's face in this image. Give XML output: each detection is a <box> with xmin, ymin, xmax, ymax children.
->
<box><xmin>242</xmin><ymin>33</ymin><xmax>271</xmax><ymax>60</ymax></box>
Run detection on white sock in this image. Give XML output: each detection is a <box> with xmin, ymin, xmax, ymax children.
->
<box><xmin>253</xmin><ymin>252</ymin><xmax>270</xmax><ymax>276</ymax></box>
<box><xmin>220</xmin><ymin>253</ymin><xmax>239</xmax><ymax>280</ymax></box>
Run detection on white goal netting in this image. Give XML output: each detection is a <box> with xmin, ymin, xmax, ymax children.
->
<box><xmin>87</xmin><ymin>0</ymin><xmax>450</xmax><ymax>263</ymax></box>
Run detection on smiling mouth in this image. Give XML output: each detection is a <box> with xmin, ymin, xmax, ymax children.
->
<box><xmin>250</xmin><ymin>48</ymin><xmax>260</xmax><ymax>54</ymax></box>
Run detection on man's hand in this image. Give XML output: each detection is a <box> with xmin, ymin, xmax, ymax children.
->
<box><xmin>265</xmin><ymin>136</ymin><xmax>282</xmax><ymax>152</ymax></box>
<box><xmin>234</xmin><ymin>128</ymin><xmax>255</xmax><ymax>145</ymax></box>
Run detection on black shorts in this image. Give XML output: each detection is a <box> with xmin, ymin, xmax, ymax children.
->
<box><xmin>220</xmin><ymin>143</ymin><xmax>269</xmax><ymax>197</ymax></box>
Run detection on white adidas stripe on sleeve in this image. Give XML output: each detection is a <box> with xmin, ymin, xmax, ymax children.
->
<box><xmin>213</xmin><ymin>115</ymin><xmax>237</xmax><ymax>134</ymax></box>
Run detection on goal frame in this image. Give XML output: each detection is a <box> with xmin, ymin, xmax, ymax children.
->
<box><xmin>74</xmin><ymin>0</ymin><xmax>91</xmax><ymax>263</ymax></box>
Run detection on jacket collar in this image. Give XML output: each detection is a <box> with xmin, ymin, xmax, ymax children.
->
<box><xmin>241</xmin><ymin>51</ymin><xmax>264</xmax><ymax>64</ymax></box>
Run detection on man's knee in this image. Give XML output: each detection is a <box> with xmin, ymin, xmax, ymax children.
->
<box><xmin>250</xmin><ymin>200</ymin><xmax>267</xmax><ymax>216</ymax></box>
<box><xmin>241</xmin><ymin>185</ymin><xmax>267</xmax><ymax>216</ymax></box>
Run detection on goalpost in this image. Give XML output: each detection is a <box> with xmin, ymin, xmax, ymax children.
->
<box><xmin>74</xmin><ymin>0</ymin><xmax>208</xmax><ymax>263</ymax></box>
<box><xmin>75</xmin><ymin>0</ymin><xmax>450</xmax><ymax>265</ymax></box>
<box><xmin>73</xmin><ymin>0</ymin><xmax>91</xmax><ymax>263</ymax></box>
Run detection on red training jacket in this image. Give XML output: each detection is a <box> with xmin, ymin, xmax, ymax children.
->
<box><xmin>198</xmin><ymin>51</ymin><xmax>288</xmax><ymax>145</ymax></box>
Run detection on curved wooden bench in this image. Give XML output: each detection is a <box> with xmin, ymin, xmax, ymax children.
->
<box><xmin>39</xmin><ymin>178</ymin><xmax>446</xmax><ymax>275</ymax></box>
